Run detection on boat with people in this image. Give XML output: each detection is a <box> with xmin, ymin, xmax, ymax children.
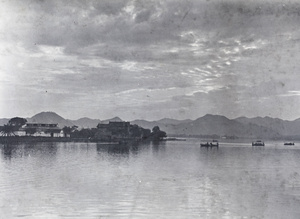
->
<box><xmin>200</xmin><ymin>140</ymin><xmax>219</xmax><ymax>147</ymax></box>
<box><xmin>252</xmin><ymin>140</ymin><xmax>264</xmax><ymax>146</ymax></box>
<box><xmin>284</xmin><ymin>142</ymin><xmax>295</xmax><ymax>146</ymax></box>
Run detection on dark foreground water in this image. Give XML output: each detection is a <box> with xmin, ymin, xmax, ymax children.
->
<box><xmin>0</xmin><ymin>139</ymin><xmax>300</xmax><ymax>218</ymax></box>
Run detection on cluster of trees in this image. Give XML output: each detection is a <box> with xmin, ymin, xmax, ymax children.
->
<box><xmin>0</xmin><ymin>117</ymin><xmax>27</xmax><ymax>136</ymax></box>
<box><xmin>0</xmin><ymin>117</ymin><xmax>167</xmax><ymax>142</ymax></box>
<box><xmin>148</xmin><ymin>126</ymin><xmax>167</xmax><ymax>141</ymax></box>
<box><xmin>69</xmin><ymin>127</ymin><xmax>97</xmax><ymax>139</ymax></box>
<box><xmin>128</xmin><ymin>124</ymin><xmax>151</xmax><ymax>139</ymax></box>
<box><xmin>62</xmin><ymin>124</ymin><xmax>167</xmax><ymax>141</ymax></box>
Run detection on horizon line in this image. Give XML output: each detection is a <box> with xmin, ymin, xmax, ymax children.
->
<box><xmin>1</xmin><ymin>111</ymin><xmax>299</xmax><ymax>122</ymax></box>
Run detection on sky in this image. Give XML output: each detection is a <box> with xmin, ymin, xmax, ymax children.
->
<box><xmin>1</xmin><ymin>0</ymin><xmax>300</xmax><ymax>121</ymax></box>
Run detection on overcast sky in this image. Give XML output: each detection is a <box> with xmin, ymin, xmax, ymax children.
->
<box><xmin>1</xmin><ymin>0</ymin><xmax>300</xmax><ymax>121</ymax></box>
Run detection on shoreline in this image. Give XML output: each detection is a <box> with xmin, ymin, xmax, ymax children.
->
<box><xmin>0</xmin><ymin>136</ymin><xmax>156</xmax><ymax>144</ymax></box>
<box><xmin>0</xmin><ymin>136</ymin><xmax>91</xmax><ymax>143</ymax></box>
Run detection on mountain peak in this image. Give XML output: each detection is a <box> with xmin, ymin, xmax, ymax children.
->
<box><xmin>32</xmin><ymin>111</ymin><xmax>64</xmax><ymax>118</ymax></box>
<box><xmin>201</xmin><ymin>114</ymin><xmax>229</xmax><ymax>120</ymax></box>
<box><xmin>28</xmin><ymin>111</ymin><xmax>73</xmax><ymax>128</ymax></box>
<box><xmin>100</xmin><ymin>117</ymin><xmax>123</xmax><ymax>124</ymax></box>
<box><xmin>106</xmin><ymin>116</ymin><xmax>122</xmax><ymax>122</ymax></box>
<box><xmin>156</xmin><ymin>118</ymin><xmax>192</xmax><ymax>125</ymax></box>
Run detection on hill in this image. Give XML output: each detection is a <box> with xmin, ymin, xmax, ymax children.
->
<box><xmin>101</xmin><ymin>117</ymin><xmax>123</xmax><ymax>124</ymax></box>
<box><xmin>70</xmin><ymin>117</ymin><xmax>101</xmax><ymax>128</ymax></box>
<box><xmin>234</xmin><ymin>116</ymin><xmax>300</xmax><ymax>136</ymax></box>
<box><xmin>164</xmin><ymin>114</ymin><xmax>280</xmax><ymax>138</ymax></box>
<box><xmin>131</xmin><ymin>120</ymin><xmax>160</xmax><ymax>130</ymax></box>
<box><xmin>156</xmin><ymin>118</ymin><xmax>192</xmax><ymax>125</ymax></box>
<box><xmin>0</xmin><ymin>118</ymin><xmax>10</xmax><ymax>126</ymax></box>
<box><xmin>26</xmin><ymin>112</ymin><xmax>123</xmax><ymax>128</ymax></box>
<box><xmin>28</xmin><ymin>112</ymin><xmax>75</xmax><ymax>128</ymax></box>
<box><xmin>2</xmin><ymin>111</ymin><xmax>300</xmax><ymax>139</ymax></box>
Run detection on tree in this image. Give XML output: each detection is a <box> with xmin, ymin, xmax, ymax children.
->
<box><xmin>70</xmin><ymin>128</ymin><xmax>97</xmax><ymax>139</ymax></box>
<box><xmin>25</xmin><ymin>127</ymin><xmax>36</xmax><ymax>136</ymax></box>
<box><xmin>8</xmin><ymin>117</ymin><xmax>27</xmax><ymax>127</ymax></box>
<box><xmin>149</xmin><ymin>126</ymin><xmax>167</xmax><ymax>141</ymax></box>
<box><xmin>152</xmin><ymin>126</ymin><xmax>160</xmax><ymax>133</ymax></box>
<box><xmin>154</xmin><ymin>130</ymin><xmax>167</xmax><ymax>140</ymax></box>
<box><xmin>62</xmin><ymin>126</ymin><xmax>72</xmax><ymax>137</ymax></box>
<box><xmin>0</xmin><ymin>124</ymin><xmax>16</xmax><ymax>136</ymax></box>
<box><xmin>62</xmin><ymin>126</ymin><xmax>79</xmax><ymax>137</ymax></box>
<box><xmin>130</xmin><ymin>124</ymin><xmax>143</xmax><ymax>138</ymax></box>
<box><xmin>142</xmin><ymin>128</ymin><xmax>151</xmax><ymax>139</ymax></box>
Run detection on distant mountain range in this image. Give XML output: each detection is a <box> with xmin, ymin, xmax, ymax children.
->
<box><xmin>132</xmin><ymin>114</ymin><xmax>280</xmax><ymax>139</ymax></box>
<box><xmin>0</xmin><ymin>118</ymin><xmax>9</xmax><ymax>126</ymax></box>
<box><xmin>0</xmin><ymin>112</ymin><xmax>123</xmax><ymax>129</ymax></box>
<box><xmin>132</xmin><ymin>114</ymin><xmax>300</xmax><ymax>140</ymax></box>
<box><xmin>1</xmin><ymin>111</ymin><xmax>300</xmax><ymax>139</ymax></box>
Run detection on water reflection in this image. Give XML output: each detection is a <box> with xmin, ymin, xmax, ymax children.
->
<box><xmin>1</xmin><ymin>144</ymin><xmax>18</xmax><ymax>159</ymax></box>
<box><xmin>152</xmin><ymin>140</ymin><xmax>166</xmax><ymax>153</ymax></box>
<box><xmin>97</xmin><ymin>143</ymin><xmax>130</xmax><ymax>155</ymax></box>
<box><xmin>200</xmin><ymin>146</ymin><xmax>219</xmax><ymax>151</ymax></box>
<box><xmin>0</xmin><ymin>142</ymin><xmax>57</xmax><ymax>160</ymax></box>
<box><xmin>96</xmin><ymin>141</ymin><xmax>167</xmax><ymax>156</ymax></box>
<box><xmin>1</xmin><ymin>140</ymin><xmax>300</xmax><ymax>218</ymax></box>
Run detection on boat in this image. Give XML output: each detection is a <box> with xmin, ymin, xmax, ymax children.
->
<box><xmin>252</xmin><ymin>140</ymin><xmax>264</xmax><ymax>146</ymax></box>
<box><xmin>284</xmin><ymin>142</ymin><xmax>295</xmax><ymax>146</ymax></box>
<box><xmin>200</xmin><ymin>140</ymin><xmax>219</xmax><ymax>147</ymax></box>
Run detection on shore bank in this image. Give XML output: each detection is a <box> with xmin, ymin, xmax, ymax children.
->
<box><xmin>0</xmin><ymin>136</ymin><xmax>148</xmax><ymax>144</ymax></box>
<box><xmin>0</xmin><ymin>136</ymin><xmax>91</xmax><ymax>143</ymax></box>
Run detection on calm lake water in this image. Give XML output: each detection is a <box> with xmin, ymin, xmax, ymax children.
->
<box><xmin>1</xmin><ymin>139</ymin><xmax>300</xmax><ymax>218</ymax></box>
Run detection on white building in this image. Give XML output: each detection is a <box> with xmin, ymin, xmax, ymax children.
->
<box><xmin>22</xmin><ymin>123</ymin><xmax>63</xmax><ymax>137</ymax></box>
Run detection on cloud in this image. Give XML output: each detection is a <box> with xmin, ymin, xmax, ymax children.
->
<box><xmin>2</xmin><ymin>0</ymin><xmax>300</xmax><ymax>120</ymax></box>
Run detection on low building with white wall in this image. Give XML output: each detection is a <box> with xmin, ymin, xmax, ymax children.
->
<box><xmin>22</xmin><ymin>123</ymin><xmax>62</xmax><ymax>137</ymax></box>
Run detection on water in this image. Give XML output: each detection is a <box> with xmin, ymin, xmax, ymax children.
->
<box><xmin>0</xmin><ymin>139</ymin><xmax>300</xmax><ymax>218</ymax></box>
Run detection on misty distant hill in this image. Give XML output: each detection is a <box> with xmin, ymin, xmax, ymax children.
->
<box><xmin>3</xmin><ymin>111</ymin><xmax>300</xmax><ymax>139</ymax></box>
<box><xmin>131</xmin><ymin>119</ymin><xmax>180</xmax><ymax>132</ymax></box>
<box><xmin>70</xmin><ymin>116</ymin><xmax>123</xmax><ymax>128</ymax></box>
<box><xmin>132</xmin><ymin>114</ymin><xmax>283</xmax><ymax>139</ymax></box>
<box><xmin>131</xmin><ymin>118</ymin><xmax>192</xmax><ymax>129</ymax></box>
<box><xmin>131</xmin><ymin>120</ymin><xmax>161</xmax><ymax>130</ymax></box>
<box><xmin>70</xmin><ymin>117</ymin><xmax>101</xmax><ymax>128</ymax></box>
<box><xmin>156</xmin><ymin>118</ymin><xmax>192</xmax><ymax>125</ymax></box>
<box><xmin>168</xmin><ymin>114</ymin><xmax>280</xmax><ymax>138</ymax></box>
<box><xmin>234</xmin><ymin>116</ymin><xmax>300</xmax><ymax>137</ymax></box>
<box><xmin>27</xmin><ymin>112</ymin><xmax>123</xmax><ymax>128</ymax></box>
<box><xmin>0</xmin><ymin>118</ymin><xmax>9</xmax><ymax>126</ymax></box>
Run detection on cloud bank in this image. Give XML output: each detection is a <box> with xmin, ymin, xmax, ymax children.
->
<box><xmin>1</xmin><ymin>0</ymin><xmax>300</xmax><ymax>120</ymax></box>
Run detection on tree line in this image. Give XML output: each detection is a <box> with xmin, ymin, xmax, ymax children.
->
<box><xmin>0</xmin><ymin>117</ymin><xmax>167</xmax><ymax>141</ymax></box>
